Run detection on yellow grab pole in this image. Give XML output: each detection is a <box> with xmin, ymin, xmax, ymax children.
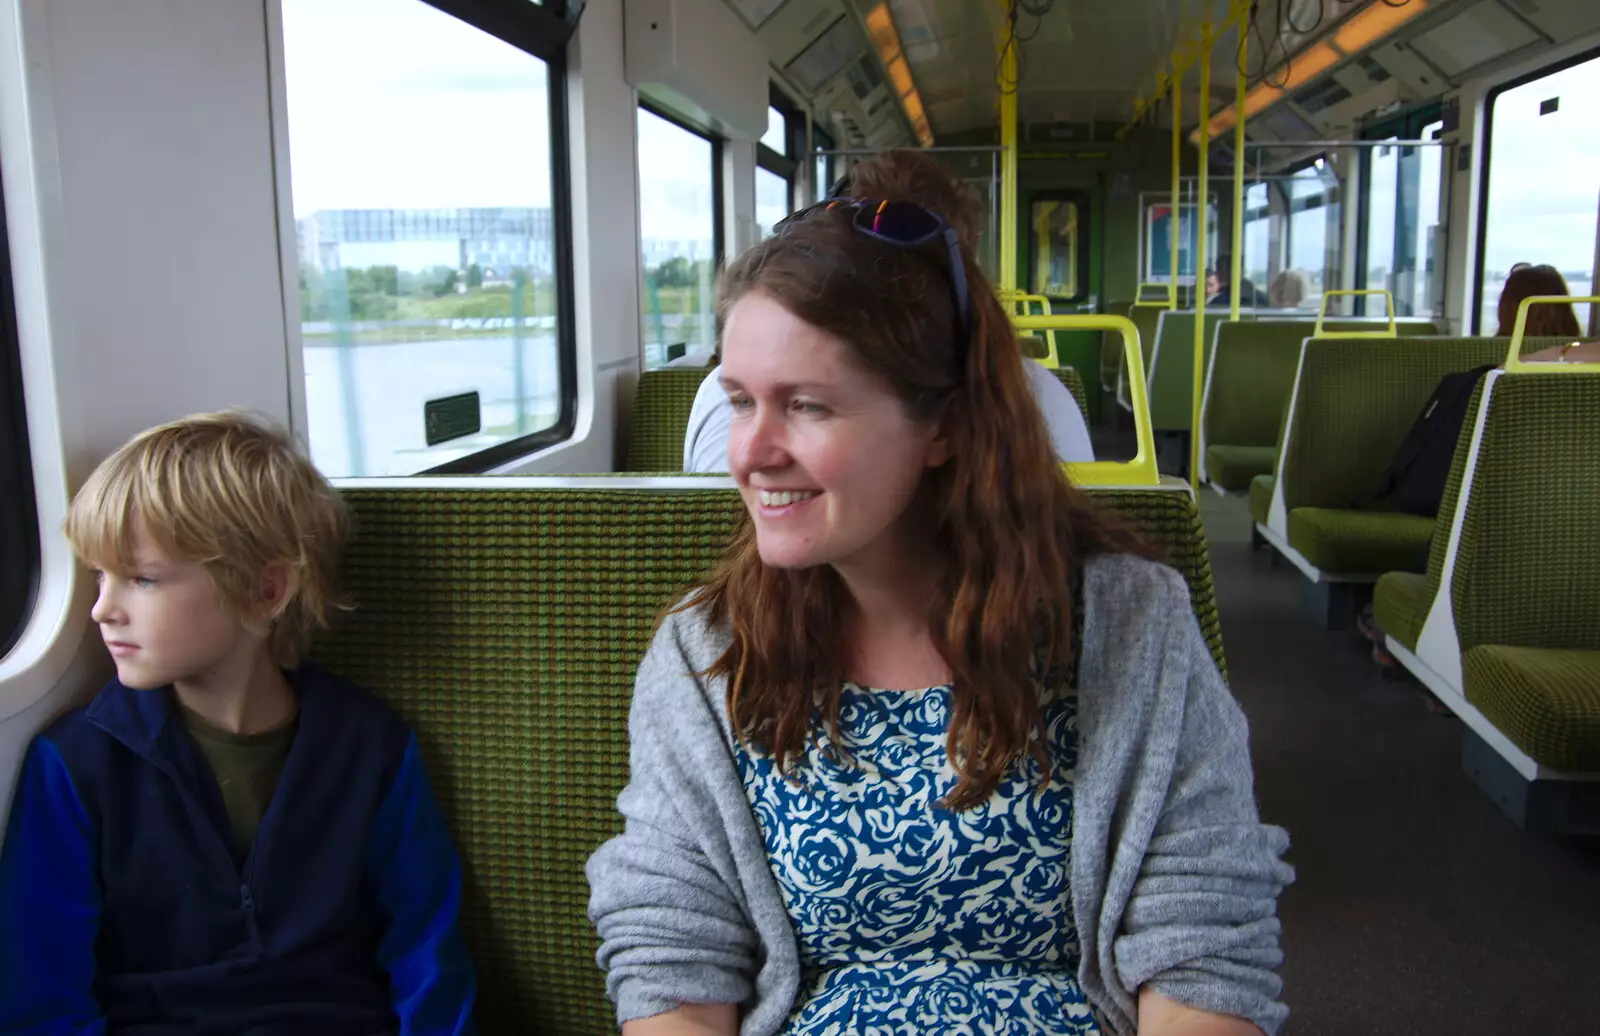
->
<box><xmin>1191</xmin><ymin>25</ymin><xmax>1210</xmax><ymax>486</ymax></box>
<box><xmin>998</xmin><ymin>0</ymin><xmax>1019</xmax><ymax>293</ymax></box>
<box><xmin>1231</xmin><ymin>3</ymin><xmax>1246</xmax><ymax>322</ymax></box>
<box><xmin>1169</xmin><ymin>62</ymin><xmax>1181</xmax><ymax>312</ymax></box>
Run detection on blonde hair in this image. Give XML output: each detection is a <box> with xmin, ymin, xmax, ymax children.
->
<box><xmin>65</xmin><ymin>410</ymin><xmax>349</xmax><ymax>665</ymax></box>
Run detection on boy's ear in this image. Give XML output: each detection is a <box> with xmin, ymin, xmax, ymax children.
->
<box><xmin>257</xmin><ymin>562</ymin><xmax>296</xmax><ymax>620</ymax></box>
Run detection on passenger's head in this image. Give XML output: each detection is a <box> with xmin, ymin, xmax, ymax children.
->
<box><xmin>1268</xmin><ymin>269</ymin><xmax>1308</xmax><ymax>309</ymax></box>
<box><xmin>1205</xmin><ymin>267</ymin><xmax>1222</xmax><ymax>297</ymax></box>
<box><xmin>841</xmin><ymin>149</ymin><xmax>984</xmax><ymax>248</ymax></box>
<box><xmin>697</xmin><ymin>199</ymin><xmax>1147</xmax><ymax>809</ymax></box>
<box><xmin>66</xmin><ymin>410</ymin><xmax>350</xmax><ymax>683</ymax></box>
<box><xmin>1496</xmin><ymin>264</ymin><xmax>1580</xmax><ymax>337</ymax></box>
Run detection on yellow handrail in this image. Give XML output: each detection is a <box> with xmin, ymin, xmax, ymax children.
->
<box><xmin>1134</xmin><ymin>282</ymin><xmax>1176</xmax><ymax>309</ymax></box>
<box><xmin>1012</xmin><ymin>314</ymin><xmax>1159</xmax><ymax>487</ymax></box>
<box><xmin>1505</xmin><ymin>296</ymin><xmax>1600</xmax><ymax>371</ymax></box>
<box><xmin>1313</xmin><ymin>289</ymin><xmax>1397</xmax><ymax>338</ymax></box>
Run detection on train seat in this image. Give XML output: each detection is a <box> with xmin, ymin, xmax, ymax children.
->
<box><xmin>1207</xmin><ymin>445</ymin><xmax>1279</xmax><ymax>492</ymax></box>
<box><xmin>1116</xmin><ymin>305</ymin><xmax>1165</xmax><ymax>413</ymax></box>
<box><xmin>1378</xmin><ymin>371</ymin><xmax>1600</xmax><ymax>825</ymax></box>
<box><xmin>1145</xmin><ymin>310</ymin><xmax>1225</xmax><ymax>433</ymax></box>
<box><xmin>1254</xmin><ymin>336</ymin><xmax>1570</xmax><ymax>617</ymax></box>
<box><xmin>622</xmin><ymin>367</ymin><xmax>707</xmax><ymax>471</ymax></box>
<box><xmin>309</xmin><ymin>476</ymin><xmax>1229</xmax><ymax>1031</ymax></box>
<box><xmin>1098</xmin><ymin>299</ymin><xmax>1135</xmax><ymax>392</ymax></box>
<box><xmin>1249</xmin><ymin>474</ymin><xmax>1274</xmax><ymax>526</ymax></box>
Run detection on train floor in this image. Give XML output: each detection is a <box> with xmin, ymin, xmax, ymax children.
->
<box><xmin>1195</xmin><ymin>488</ymin><xmax>1600</xmax><ymax>1034</ymax></box>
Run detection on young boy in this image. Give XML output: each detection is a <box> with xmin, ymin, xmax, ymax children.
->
<box><xmin>0</xmin><ymin>411</ymin><xmax>477</xmax><ymax>1035</ymax></box>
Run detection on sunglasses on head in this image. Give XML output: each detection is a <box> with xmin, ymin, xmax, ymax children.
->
<box><xmin>774</xmin><ymin>198</ymin><xmax>972</xmax><ymax>338</ymax></box>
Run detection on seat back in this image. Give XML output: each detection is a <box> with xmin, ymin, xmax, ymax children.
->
<box><xmin>1202</xmin><ymin>319</ymin><xmax>1440</xmax><ymax>454</ymax></box>
<box><xmin>1118</xmin><ymin>305</ymin><xmax>1166</xmax><ymax>410</ymax></box>
<box><xmin>1274</xmin><ymin>336</ymin><xmax>1567</xmax><ymax>514</ymax></box>
<box><xmin>1100</xmin><ymin>299</ymin><xmax>1136</xmax><ymax>390</ymax></box>
<box><xmin>1146</xmin><ymin>311</ymin><xmax>1226</xmax><ymax>432</ymax></box>
<box><xmin>623</xmin><ymin>367</ymin><xmax>707</xmax><ymax>471</ymax></box>
<box><xmin>1446</xmin><ymin>373</ymin><xmax>1600</xmax><ymax>653</ymax></box>
<box><xmin>311</xmin><ymin>478</ymin><xmax>1225</xmax><ymax>1033</ymax></box>
<box><xmin>1052</xmin><ymin>364</ymin><xmax>1090</xmax><ymax>418</ymax></box>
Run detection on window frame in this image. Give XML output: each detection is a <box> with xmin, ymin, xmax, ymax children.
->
<box><xmin>1027</xmin><ymin>189</ymin><xmax>1092</xmax><ymax>304</ymax></box>
<box><xmin>1471</xmin><ymin>45</ymin><xmax>1600</xmax><ymax>334</ymax></box>
<box><xmin>757</xmin><ymin>86</ymin><xmax>801</xmax><ymax>214</ymax></box>
<box><xmin>638</xmin><ymin>99</ymin><xmax>727</xmax><ymax>266</ymax></box>
<box><xmin>0</xmin><ymin>149</ymin><xmax>39</xmax><ymax>658</ymax></box>
<box><xmin>281</xmin><ymin>0</ymin><xmax>581</xmax><ymax>475</ymax></box>
<box><xmin>1354</xmin><ymin>103</ymin><xmax>1442</xmax><ymax>313</ymax></box>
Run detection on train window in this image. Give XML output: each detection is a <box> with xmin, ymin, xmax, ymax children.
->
<box><xmin>0</xmin><ymin>159</ymin><xmax>39</xmax><ymax>659</ymax></box>
<box><xmin>638</xmin><ymin>106</ymin><xmax>720</xmax><ymax>368</ymax></box>
<box><xmin>757</xmin><ymin>95</ymin><xmax>798</xmax><ymax>234</ymax></box>
<box><xmin>756</xmin><ymin>167</ymin><xmax>789</xmax><ymax>239</ymax></box>
<box><xmin>814</xmin><ymin>128</ymin><xmax>836</xmax><ymax>204</ymax></box>
<box><xmin>1285</xmin><ymin>165</ymin><xmax>1341</xmax><ymax>312</ymax></box>
<box><xmin>1028</xmin><ymin>193</ymin><xmax>1089</xmax><ymax>303</ymax></box>
<box><xmin>281</xmin><ymin>0</ymin><xmax>576</xmax><ymax>477</ymax></box>
<box><xmin>1476</xmin><ymin>49</ymin><xmax>1600</xmax><ymax>333</ymax></box>
<box><xmin>1358</xmin><ymin>107</ymin><xmax>1445</xmax><ymax>318</ymax></box>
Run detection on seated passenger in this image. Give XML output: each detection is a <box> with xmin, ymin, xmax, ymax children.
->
<box><xmin>1494</xmin><ymin>264</ymin><xmax>1581</xmax><ymax>339</ymax></box>
<box><xmin>1206</xmin><ymin>257</ymin><xmax>1269</xmax><ymax>308</ymax></box>
<box><xmin>683</xmin><ymin>150</ymin><xmax>1093</xmax><ymax>472</ymax></box>
<box><xmin>0</xmin><ymin>412</ymin><xmax>477</xmax><ymax>1035</ymax></box>
<box><xmin>589</xmin><ymin>199</ymin><xmax>1293</xmax><ymax>1034</ymax></box>
<box><xmin>1267</xmin><ymin>269</ymin><xmax>1308</xmax><ymax>310</ymax></box>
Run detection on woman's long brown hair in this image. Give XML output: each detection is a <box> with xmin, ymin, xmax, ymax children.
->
<box><xmin>1496</xmin><ymin>265</ymin><xmax>1581</xmax><ymax>337</ymax></box>
<box><xmin>682</xmin><ymin>208</ymin><xmax>1152</xmax><ymax>810</ymax></box>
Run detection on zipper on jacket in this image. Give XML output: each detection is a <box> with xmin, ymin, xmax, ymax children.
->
<box><xmin>240</xmin><ymin>884</ymin><xmax>263</xmax><ymax>951</ymax></box>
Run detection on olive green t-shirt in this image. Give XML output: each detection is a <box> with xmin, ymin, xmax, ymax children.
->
<box><xmin>180</xmin><ymin>707</ymin><xmax>299</xmax><ymax>856</ymax></box>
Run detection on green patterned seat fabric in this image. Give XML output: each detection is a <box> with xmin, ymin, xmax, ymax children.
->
<box><xmin>1146</xmin><ymin>312</ymin><xmax>1225</xmax><ymax>432</ymax></box>
<box><xmin>1447</xmin><ymin>374</ymin><xmax>1600</xmax><ymax>768</ymax></box>
<box><xmin>1205</xmin><ymin>445</ymin><xmax>1278</xmax><ymax>492</ymax></box>
<box><xmin>1249</xmin><ymin>474</ymin><xmax>1274</xmax><ymax>526</ymax></box>
<box><xmin>1052</xmin><ymin>365</ymin><xmax>1090</xmax><ymax>418</ymax></box>
<box><xmin>309</xmin><ymin>481</ymin><xmax>1226</xmax><ymax>1031</ymax></box>
<box><xmin>1202</xmin><ymin>322</ymin><xmax>1310</xmax><ymax>471</ymax></box>
<box><xmin>1367</xmin><ymin>382</ymin><xmax>1484</xmax><ymax>653</ymax></box>
<box><xmin>1372</xmin><ymin>572</ymin><xmax>1429</xmax><ymax>650</ymax></box>
<box><xmin>312</xmin><ymin>488</ymin><xmax>743</xmax><ymax>1034</ymax></box>
<box><xmin>623</xmin><ymin>367</ymin><xmax>709</xmax><ymax>471</ymax></box>
<box><xmin>1286</xmin><ymin>508</ymin><xmax>1433</xmax><ymax>576</ymax></box>
<box><xmin>1087</xmin><ymin>486</ymin><xmax>1226</xmax><ymax>679</ymax></box>
<box><xmin>1463</xmin><ymin>647</ymin><xmax>1600</xmax><ymax>771</ymax></box>
<box><xmin>1119</xmin><ymin>306</ymin><xmax>1166</xmax><ymax>410</ymax></box>
<box><xmin>1276</xmin><ymin>337</ymin><xmax>1566</xmax><ymax>516</ymax></box>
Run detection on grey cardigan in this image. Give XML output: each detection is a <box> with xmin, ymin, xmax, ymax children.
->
<box><xmin>587</xmin><ymin>555</ymin><xmax>1294</xmax><ymax>1035</ymax></box>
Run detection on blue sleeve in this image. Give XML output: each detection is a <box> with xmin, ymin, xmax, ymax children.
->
<box><xmin>364</xmin><ymin>733</ymin><xmax>478</xmax><ymax>1036</ymax></box>
<box><xmin>0</xmin><ymin>736</ymin><xmax>107</xmax><ymax>1034</ymax></box>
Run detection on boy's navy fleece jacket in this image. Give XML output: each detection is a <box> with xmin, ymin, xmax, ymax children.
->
<box><xmin>0</xmin><ymin>662</ymin><xmax>478</xmax><ymax>1035</ymax></box>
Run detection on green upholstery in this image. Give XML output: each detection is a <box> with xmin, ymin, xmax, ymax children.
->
<box><xmin>1369</xmin><ymin>382</ymin><xmax>1484</xmax><ymax>650</ymax></box>
<box><xmin>1052</xmin><ymin>364</ymin><xmax>1090</xmax><ymax>418</ymax></box>
<box><xmin>623</xmin><ymin>368</ymin><xmax>707</xmax><ymax>471</ymax></box>
<box><xmin>308</xmin><ymin>480</ymin><xmax>1229</xmax><ymax>1031</ymax></box>
<box><xmin>1286</xmin><ymin>509</ymin><xmax>1434</xmax><ymax>576</ymax></box>
<box><xmin>313</xmin><ymin>488</ymin><xmax>743</xmax><ymax>1034</ymax></box>
<box><xmin>1146</xmin><ymin>312</ymin><xmax>1225</xmax><ymax>432</ymax></box>
<box><xmin>1100</xmin><ymin>299</ymin><xmax>1135</xmax><ymax>391</ymax></box>
<box><xmin>1276</xmin><ymin>337</ymin><xmax>1572</xmax><ymax>578</ymax></box>
<box><xmin>1463</xmin><ymin>647</ymin><xmax>1600</xmax><ymax>771</ymax></box>
<box><xmin>1087</xmin><ymin>486</ymin><xmax>1226</xmax><ymax>679</ymax></box>
<box><xmin>1118</xmin><ymin>306</ymin><xmax>1166</xmax><ymax>410</ymax></box>
<box><xmin>1373</xmin><ymin>572</ymin><xmax>1429</xmax><ymax>651</ymax></box>
<box><xmin>1202</xmin><ymin>320</ymin><xmax>1441</xmax><ymax>489</ymax></box>
<box><xmin>1249</xmin><ymin>474</ymin><xmax>1274</xmax><ymax>526</ymax></box>
<box><xmin>1205</xmin><ymin>445</ymin><xmax>1278</xmax><ymax>492</ymax></box>
<box><xmin>1275</xmin><ymin>337</ymin><xmax>1566</xmax><ymax>514</ymax></box>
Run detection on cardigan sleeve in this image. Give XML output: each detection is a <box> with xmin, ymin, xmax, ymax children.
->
<box><xmin>1112</xmin><ymin>570</ymin><xmax>1296</xmax><ymax>1035</ymax></box>
<box><xmin>586</xmin><ymin>613</ymin><xmax>768</xmax><ymax>1024</ymax></box>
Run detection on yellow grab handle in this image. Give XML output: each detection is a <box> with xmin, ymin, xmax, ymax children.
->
<box><xmin>1012</xmin><ymin>313</ymin><xmax>1159</xmax><ymax>487</ymax></box>
<box><xmin>1004</xmin><ymin>293</ymin><xmax>1061</xmax><ymax>368</ymax></box>
<box><xmin>1314</xmin><ymin>289</ymin><xmax>1396</xmax><ymax>338</ymax></box>
<box><xmin>1505</xmin><ymin>295</ymin><xmax>1600</xmax><ymax>371</ymax></box>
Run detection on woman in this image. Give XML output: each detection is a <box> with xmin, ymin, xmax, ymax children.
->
<box><xmin>588</xmin><ymin>199</ymin><xmax>1293</xmax><ymax>1036</ymax></box>
<box><xmin>1494</xmin><ymin>264</ymin><xmax>1581</xmax><ymax>339</ymax></box>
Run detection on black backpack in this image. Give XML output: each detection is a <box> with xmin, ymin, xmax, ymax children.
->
<box><xmin>1371</xmin><ymin>364</ymin><xmax>1496</xmax><ymax>517</ymax></box>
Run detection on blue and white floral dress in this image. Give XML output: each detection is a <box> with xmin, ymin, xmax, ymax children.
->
<box><xmin>735</xmin><ymin>665</ymin><xmax>1101</xmax><ymax>1034</ymax></box>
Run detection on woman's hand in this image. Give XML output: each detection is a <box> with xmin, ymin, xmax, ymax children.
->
<box><xmin>621</xmin><ymin>1003</ymin><xmax>738</xmax><ymax>1036</ymax></box>
<box><xmin>1138</xmin><ymin>988</ymin><xmax>1263</xmax><ymax>1036</ymax></box>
